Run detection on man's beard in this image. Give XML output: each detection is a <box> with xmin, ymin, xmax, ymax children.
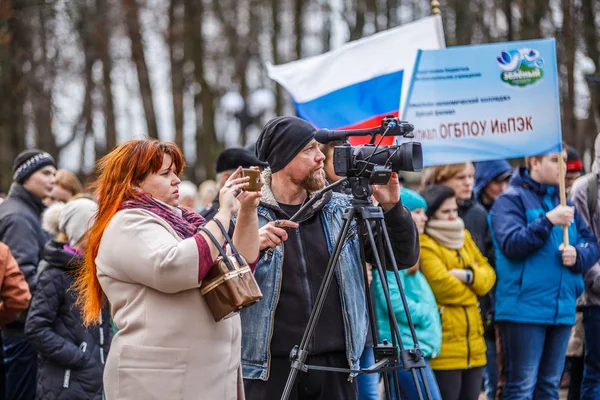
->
<box><xmin>292</xmin><ymin>168</ymin><xmax>327</xmax><ymax>192</ymax></box>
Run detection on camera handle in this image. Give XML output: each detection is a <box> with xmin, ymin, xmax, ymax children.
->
<box><xmin>281</xmin><ymin>184</ymin><xmax>432</xmax><ymax>400</ymax></box>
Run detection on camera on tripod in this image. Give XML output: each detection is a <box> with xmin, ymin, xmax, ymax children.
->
<box><xmin>315</xmin><ymin>116</ymin><xmax>423</xmax><ymax>185</ymax></box>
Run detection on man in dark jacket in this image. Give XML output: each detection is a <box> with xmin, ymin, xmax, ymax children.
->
<box><xmin>200</xmin><ymin>147</ymin><xmax>268</xmax><ymax>221</ymax></box>
<box><xmin>241</xmin><ymin>116</ymin><xmax>419</xmax><ymax>400</ymax></box>
<box><xmin>569</xmin><ymin>133</ymin><xmax>600</xmax><ymax>399</ymax></box>
<box><xmin>0</xmin><ymin>149</ymin><xmax>56</xmax><ymax>399</ymax></box>
<box><xmin>490</xmin><ymin>151</ymin><xmax>599</xmax><ymax>400</ymax></box>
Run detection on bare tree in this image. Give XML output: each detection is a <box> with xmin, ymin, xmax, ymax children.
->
<box><xmin>168</xmin><ymin>0</ymin><xmax>185</xmax><ymax>151</ymax></box>
<box><xmin>30</xmin><ymin>2</ymin><xmax>58</xmax><ymax>160</ymax></box>
<box><xmin>184</xmin><ymin>0</ymin><xmax>220</xmax><ymax>181</ymax></box>
<box><xmin>560</xmin><ymin>0</ymin><xmax>576</xmax><ymax>139</ymax></box>
<box><xmin>0</xmin><ymin>1</ymin><xmax>28</xmax><ymax>189</ymax></box>
<box><xmin>271</xmin><ymin>0</ymin><xmax>283</xmax><ymax>115</ymax></box>
<box><xmin>122</xmin><ymin>0</ymin><xmax>159</xmax><ymax>139</ymax></box>
<box><xmin>581</xmin><ymin>0</ymin><xmax>599</xmax><ymax>142</ymax></box>
<box><xmin>97</xmin><ymin>0</ymin><xmax>118</xmax><ymax>156</ymax></box>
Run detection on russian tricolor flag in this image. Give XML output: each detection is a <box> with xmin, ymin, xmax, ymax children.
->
<box><xmin>267</xmin><ymin>16</ymin><xmax>445</xmax><ymax>145</ymax></box>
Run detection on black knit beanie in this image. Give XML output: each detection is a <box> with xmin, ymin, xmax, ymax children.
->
<box><xmin>420</xmin><ymin>184</ymin><xmax>456</xmax><ymax>218</ymax></box>
<box><xmin>12</xmin><ymin>149</ymin><xmax>57</xmax><ymax>184</ymax></box>
<box><xmin>255</xmin><ymin>116</ymin><xmax>316</xmax><ymax>173</ymax></box>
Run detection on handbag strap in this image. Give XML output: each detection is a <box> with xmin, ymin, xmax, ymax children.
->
<box><xmin>198</xmin><ymin>227</ymin><xmax>235</xmax><ymax>272</ymax></box>
<box><xmin>212</xmin><ymin>218</ymin><xmax>246</xmax><ymax>266</ymax></box>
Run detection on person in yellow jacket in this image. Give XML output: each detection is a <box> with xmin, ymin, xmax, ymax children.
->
<box><xmin>419</xmin><ymin>184</ymin><xmax>496</xmax><ymax>400</ymax></box>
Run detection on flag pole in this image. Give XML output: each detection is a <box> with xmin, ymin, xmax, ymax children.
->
<box><xmin>431</xmin><ymin>0</ymin><xmax>441</xmax><ymax>15</ymax></box>
<box><xmin>557</xmin><ymin>150</ymin><xmax>570</xmax><ymax>246</ymax></box>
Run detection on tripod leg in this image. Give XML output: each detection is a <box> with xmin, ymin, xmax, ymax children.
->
<box><xmin>358</xmin><ymin>219</ymin><xmax>404</xmax><ymax>400</ymax></box>
<box><xmin>376</xmin><ymin>220</ymin><xmax>434</xmax><ymax>400</ymax></box>
<box><xmin>280</xmin><ymin>208</ymin><xmax>357</xmax><ymax>400</ymax></box>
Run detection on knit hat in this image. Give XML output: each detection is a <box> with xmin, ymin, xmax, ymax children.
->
<box><xmin>566</xmin><ymin>145</ymin><xmax>583</xmax><ymax>173</ymax></box>
<box><xmin>58</xmin><ymin>198</ymin><xmax>97</xmax><ymax>248</ymax></box>
<box><xmin>400</xmin><ymin>188</ymin><xmax>427</xmax><ymax>212</ymax></box>
<box><xmin>215</xmin><ymin>148</ymin><xmax>268</xmax><ymax>173</ymax></box>
<box><xmin>420</xmin><ymin>184</ymin><xmax>456</xmax><ymax>218</ymax></box>
<box><xmin>12</xmin><ymin>149</ymin><xmax>56</xmax><ymax>184</ymax></box>
<box><xmin>255</xmin><ymin>116</ymin><xmax>316</xmax><ymax>173</ymax></box>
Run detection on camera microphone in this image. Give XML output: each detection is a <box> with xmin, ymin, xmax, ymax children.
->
<box><xmin>315</xmin><ymin>128</ymin><xmax>373</xmax><ymax>144</ymax></box>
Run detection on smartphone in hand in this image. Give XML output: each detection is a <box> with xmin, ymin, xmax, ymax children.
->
<box><xmin>241</xmin><ymin>169</ymin><xmax>261</xmax><ymax>192</ymax></box>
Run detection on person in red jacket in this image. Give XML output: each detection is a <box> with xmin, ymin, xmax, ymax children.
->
<box><xmin>0</xmin><ymin>241</ymin><xmax>31</xmax><ymax>327</ymax></box>
<box><xmin>0</xmin><ymin>241</ymin><xmax>32</xmax><ymax>400</ymax></box>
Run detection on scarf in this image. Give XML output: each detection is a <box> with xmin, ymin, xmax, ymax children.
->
<box><xmin>120</xmin><ymin>194</ymin><xmax>206</xmax><ymax>239</ymax></box>
<box><xmin>425</xmin><ymin>218</ymin><xmax>465</xmax><ymax>250</ymax></box>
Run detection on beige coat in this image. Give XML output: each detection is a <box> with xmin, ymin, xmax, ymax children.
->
<box><xmin>96</xmin><ymin>209</ymin><xmax>244</xmax><ymax>400</ymax></box>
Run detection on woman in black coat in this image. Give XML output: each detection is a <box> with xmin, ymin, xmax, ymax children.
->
<box><xmin>25</xmin><ymin>198</ymin><xmax>112</xmax><ymax>400</ymax></box>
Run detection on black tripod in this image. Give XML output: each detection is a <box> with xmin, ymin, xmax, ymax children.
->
<box><xmin>282</xmin><ymin>176</ymin><xmax>433</xmax><ymax>400</ymax></box>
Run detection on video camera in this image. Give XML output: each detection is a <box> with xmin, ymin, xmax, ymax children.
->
<box><xmin>315</xmin><ymin>116</ymin><xmax>423</xmax><ymax>185</ymax></box>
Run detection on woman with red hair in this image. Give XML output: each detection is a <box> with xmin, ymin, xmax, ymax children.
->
<box><xmin>75</xmin><ymin>140</ymin><xmax>261</xmax><ymax>400</ymax></box>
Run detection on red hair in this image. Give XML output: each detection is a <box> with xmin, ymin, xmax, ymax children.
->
<box><xmin>75</xmin><ymin>140</ymin><xmax>185</xmax><ymax>325</ymax></box>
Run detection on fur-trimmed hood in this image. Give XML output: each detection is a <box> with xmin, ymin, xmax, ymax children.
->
<box><xmin>259</xmin><ymin>168</ymin><xmax>332</xmax><ymax>222</ymax></box>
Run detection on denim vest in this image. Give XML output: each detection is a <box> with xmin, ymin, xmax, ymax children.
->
<box><xmin>240</xmin><ymin>192</ymin><xmax>368</xmax><ymax>380</ymax></box>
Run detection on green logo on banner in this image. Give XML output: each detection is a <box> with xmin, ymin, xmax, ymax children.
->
<box><xmin>497</xmin><ymin>49</ymin><xmax>544</xmax><ymax>87</ymax></box>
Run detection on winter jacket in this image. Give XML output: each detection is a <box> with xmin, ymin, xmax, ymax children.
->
<box><xmin>490</xmin><ymin>167</ymin><xmax>599</xmax><ymax>325</ymax></box>
<box><xmin>372</xmin><ymin>268</ymin><xmax>441</xmax><ymax>359</ymax></box>
<box><xmin>419</xmin><ymin>230</ymin><xmax>496</xmax><ymax>370</ymax></box>
<box><xmin>0</xmin><ymin>183</ymin><xmax>50</xmax><ymax>336</ymax></box>
<box><xmin>474</xmin><ymin>160</ymin><xmax>513</xmax><ymax>212</ymax></box>
<box><xmin>25</xmin><ymin>240</ymin><xmax>112</xmax><ymax>400</ymax></box>
<box><xmin>0</xmin><ymin>242</ymin><xmax>31</xmax><ymax>327</ymax></box>
<box><xmin>238</xmin><ymin>169</ymin><xmax>420</xmax><ymax>380</ymax></box>
<box><xmin>97</xmin><ymin>208</ymin><xmax>244</xmax><ymax>400</ymax></box>
<box><xmin>569</xmin><ymin>162</ymin><xmax>600</xmax><ymax>308</ymax></box>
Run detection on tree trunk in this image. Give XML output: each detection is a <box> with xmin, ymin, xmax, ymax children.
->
<box><xmin>0</xmin><ymin>1</ymin><xmax>28</xmax><ymax>190</ymax></box>
<box><xmin>271</xmin><ymin>0</ymin><xmax>283</xmax><ymax>115</ymax></box>
<box><xmin>97</xmin><ymin>0</ymin><xmax>118</xmax><ymax>156</ymax></box>
<box><xmin>294</xmin><ymin>0</ymin><xmax>304</xmax><ymax>59</ymax></box>
<box><xmin>349</xmin><ymin>0</ymin><xmax>365</xmax><ymax>41</ymax></box>
<box><xmin>386</xmin><ymin>0</ymin><xmax>399</xmax><ymax>29</ymax></box>
<box><xmin>581</xmin><ymin>0</ymin><xmax>599</xmax><ymax>144</ymax></box>
<box><xmin>452</xmin><ymin>0</ymin><xmax>473</xmax><ymax>45</ymax></box>
<box><xmin>122</xmin><ymin>0</ymin><xmax>159</xmax><ymax>139</ymax></box>
<box><xmin>561</xmin><ymin>0</ymin><xmax>576</xmax><ymax>144</ymax></box>
<box><xmin>184</xmin><ymin>0</ymin><xmax>220</xmax><ymax>181</ymax></box>
<box><xmin>168</xmin><ymin>0</ymin><xmax>185</xmax><ymax>151</ymax></box>
<box><xmin>32</xmin><ymin>4</ymin><xmax>58</xmax><ymax>161</ymax></box>
<box><xmin>503</xmin><ymin>0</ymin><xmax>514</xmax><ymax>41</ymax></box>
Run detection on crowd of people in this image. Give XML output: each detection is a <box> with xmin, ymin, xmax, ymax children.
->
<box><xmin>0</xmin><ymin>116</ymin><xmax>599</xmax><ymax>400</ymax></box>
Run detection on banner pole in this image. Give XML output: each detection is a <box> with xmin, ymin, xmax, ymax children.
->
<box><xmin>557</xmin><ymin>150</ymin><xmax>569</xmax><ymax>246</ymax></box>
<box><xmin>431</xmin><ymin>0</ymin><xmax>441</xmax><ymax>15</ymax></box>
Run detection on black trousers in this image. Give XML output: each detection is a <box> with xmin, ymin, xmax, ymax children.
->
<box><xmin>434</xmin><ymin>367</ymin><xmax>484</xmax><ymax>400</ymax></box>
<box><xmin>244</xmin><ymin>352</ymin><xmax>358</xmax><ymax>400</ymax></box>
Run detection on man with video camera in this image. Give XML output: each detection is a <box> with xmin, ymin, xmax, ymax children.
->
<box><xmin>239</xmin><ymin>116</ymin><xmax>419</xmax><ymax>400</ymax></box>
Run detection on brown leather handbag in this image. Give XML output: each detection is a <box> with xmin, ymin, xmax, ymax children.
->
<box><xmin>199</xmin><ymin>219</ymin><xmax>262</xmax><ymax>322</ymax></box>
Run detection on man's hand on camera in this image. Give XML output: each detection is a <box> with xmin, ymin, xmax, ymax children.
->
<box><xmin>259</xmin><ymin>220</ymin><xmax>299</xmax><ymax>250</ymax></box>
<box><xmin>372</xmin><ymin>172</ymin><xmax>401</xmax><ymax>212</ymax></box>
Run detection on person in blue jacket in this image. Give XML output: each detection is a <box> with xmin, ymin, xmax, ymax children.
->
<box><xmin>489</xmin><ymin>150</ymin><xmax>600</xmax><ymax>400</ymax></box>
<box><xmin>474</xmin><ymin>160</ymin><xmax>513</xmax><ymax>213</ymax></box>
<box><xmin>373</xmin><ymin>188</ymin><xmax>442</xmax><ymax>400</ymax></box>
